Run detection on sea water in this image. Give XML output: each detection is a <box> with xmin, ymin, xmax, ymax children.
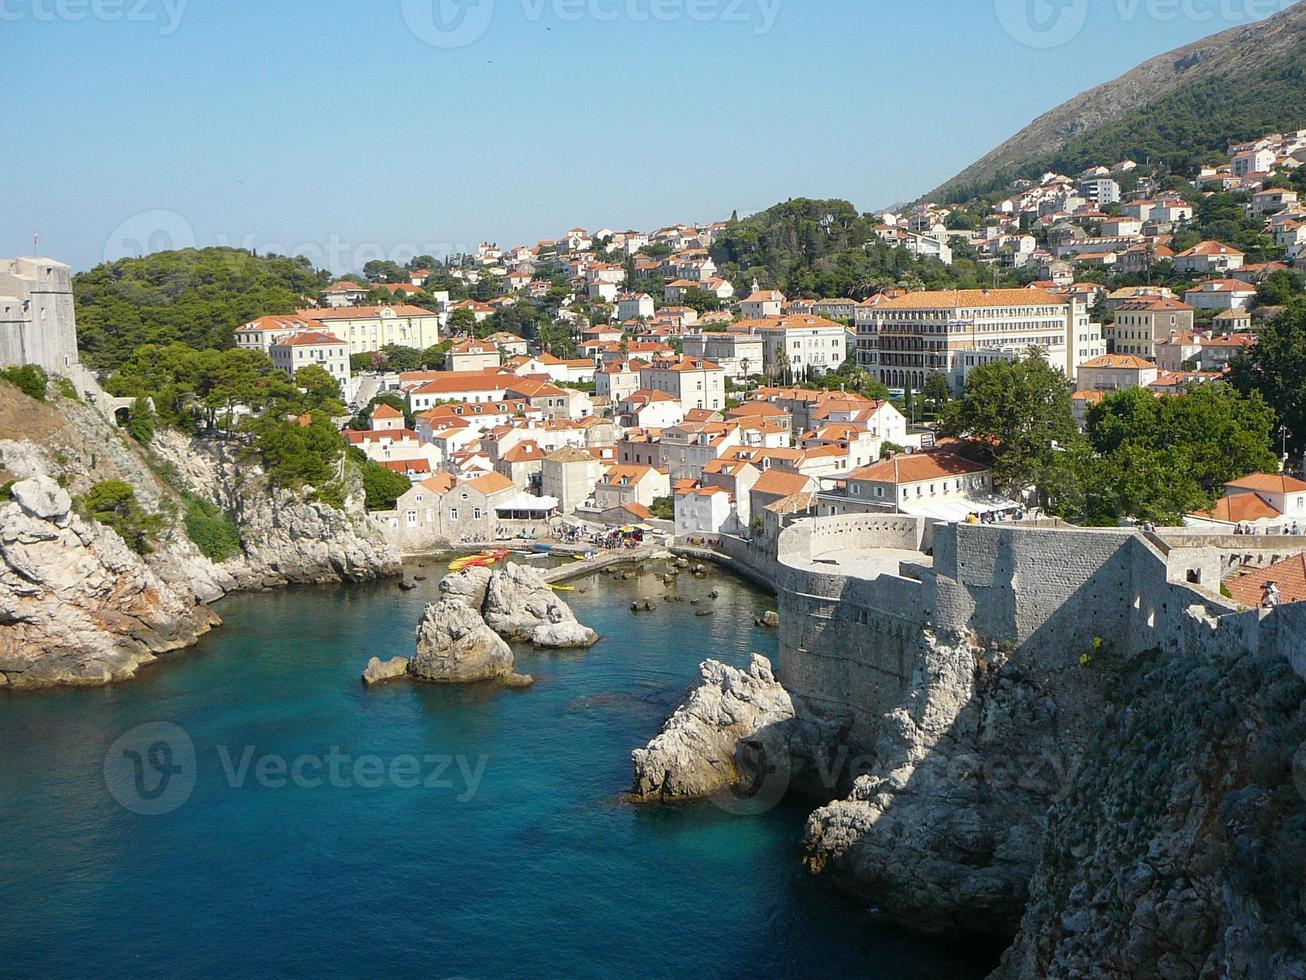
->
<box><xmin>0</xmin><ymin>562</ymin><xmax>991</xmax><ymax>978</ymax></box>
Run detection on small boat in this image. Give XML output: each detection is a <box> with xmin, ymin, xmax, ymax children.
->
<box><xmin>531</xmin><ymin>543</ymin><xmax>554</xmax><ymax>555</ymax></box>
<box><xmin>449</xmin><ymin>549</ymin><xmax>510</xmax><ymax>573</ymax></box>
<box><xmin>550</xmin><ymin>584</ymin><xmax>575</xmax><ymax>592</ymax></box>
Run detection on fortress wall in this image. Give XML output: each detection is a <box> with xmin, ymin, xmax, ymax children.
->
<box><xmin>804</xmin><ymin>514</ymin><xmax>928</xmax><ymax>557</ymax></box>
<box><xmin>776</xmin><ymin>521</ymin><xmax>1253</xmax><ymax>748</ymax></box>
<box><xmin>777</xmin><ymin>567</ymin><xmax>926</xmax><ymax>738</ymax></box>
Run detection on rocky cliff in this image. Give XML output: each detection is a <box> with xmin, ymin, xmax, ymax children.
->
<box><xmin>0</xmin><ymin>383</ymin><xmax>399</xmax><ymax>688</ymax></box>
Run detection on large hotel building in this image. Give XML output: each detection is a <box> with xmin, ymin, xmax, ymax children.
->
<box><xmin>855</xmin><ymin>288</ymin><xmax>1103</xmax><ymax>394</ymax></box>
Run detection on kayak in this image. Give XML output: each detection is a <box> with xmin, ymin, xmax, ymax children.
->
<box><xmin>449</xmin><ymin>549</ymin><xmax>510</xmax><ymax>572</ymax></box>
<box><xmin>550</xmin><ymin>584</ymin><xmax>575</xmax><ymax>592</ymax></box>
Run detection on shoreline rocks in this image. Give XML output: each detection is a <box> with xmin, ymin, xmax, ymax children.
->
<box><xmin>361</xmin><ymin>656</ymin><xmax>409</xmax><ymax>685</ymax></box>
<box><xmin>0</xmin><ymin>401</ymin><xmax>401</xmax><ymax>689</ymax></box>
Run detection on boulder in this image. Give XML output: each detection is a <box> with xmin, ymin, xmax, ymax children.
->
<box><xmin>361</xmin><ymin>656</ymin><xmax>409</xmax><ymax>686</ymax></box>
<box><xmin>10</xmin><ymin>476</ymin><xmax>72</xmax><ymax>525</ymax></box>
<box><xmin>533</xmin><ymin>621</ymin><xmax>599</xmax><ymax>649</ymax></box>
<box><xmin>630</xmin><ymin>654</ymin><xmax>796</xmax><ymax>802</ymax></box>
<box><xmin>758</xmin><ymin>610</ymin><xmax>780</xmax><ymax>628</ymax></box>
<box><xmin>408</xmin><ymin>598</ymin><xmax>517</xmax><ymax>684</ymax></box>
<box><xmin>482</xmin><ymin>562</ymin><xmax>596</xmax><ymax>647</ymax></box>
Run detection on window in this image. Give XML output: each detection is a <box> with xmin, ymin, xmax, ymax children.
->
<box><xmin>449</xmin><ymin>508</ymin><xmax>459</xmax><ymax>520</ymax></box>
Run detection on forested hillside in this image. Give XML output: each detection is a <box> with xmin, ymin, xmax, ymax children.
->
<box><xmin>74</xmin><ymin>248</ymin><xmax>329</xmax><ymax>369</ymax></box>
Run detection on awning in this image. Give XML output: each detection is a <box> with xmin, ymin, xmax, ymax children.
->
<box><xmin>898</xmin><ymin>493</ymin><xmax>1020</xmax><ymax>523</ymax></box>
<box><xmin>494</xmin><ymin>492</ymin><xmax>560</xmax><ymax>514</ymax></box>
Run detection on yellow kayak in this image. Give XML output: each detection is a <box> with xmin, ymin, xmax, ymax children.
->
<box><xmin>550</xmin><ymin>584</ymin><xmax>575</xmax><ymax>592</ymax></box>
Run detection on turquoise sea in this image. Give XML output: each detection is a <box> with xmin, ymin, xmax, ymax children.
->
<box><xmin>0</xmin><ymin>561</ymin><xmax>992</xmax><ymax>978</ymax></box>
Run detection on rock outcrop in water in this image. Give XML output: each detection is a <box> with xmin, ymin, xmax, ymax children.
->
<box><xmin>0</xmin><ymin>387</ymin><xmax>400</xmax><ymax>688</ymax></box>
<box><xmin>408</xmin><ymin>597</ymin><xmax>529</xmax><ymax>686</ymax></box>
<box><xmin>631</xmin><ymin>654</ymin><xmax>795</xmax><ymax>801</ymax></box>
<box><xmin>361</xmin><ymin>656</ymin><xmax>410</xmax><ymax>686</ymax></box>
<box><xmin>482</xmin><ymin>562</ymin><xmax>598</xmax><ymax>648</ymax></box>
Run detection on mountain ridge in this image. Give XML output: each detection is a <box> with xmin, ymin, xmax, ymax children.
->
<box><xmin>928</xmin><ymin>1</ymin><xmax>1306</xmax><ymax>201</ymax></box>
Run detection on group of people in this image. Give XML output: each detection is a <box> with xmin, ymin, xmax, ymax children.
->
<box><xmin>1233</xmin><ymin>522</ymin><xmax>1304</xmax><ymax>536</ymax></box>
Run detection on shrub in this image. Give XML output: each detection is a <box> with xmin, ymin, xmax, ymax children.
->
<box><xmin>55</xmin><ymin>376</ymin><xmax>79</xmax><ymax>400</ymax></box>
<box><xmin>0</xmin><ymin>480</ymin><xmax>13</xmax><ymax>501</ymax></box>
<box><xmin>359</xmin><ymin>460</ymin><xmax>412</xmax><ymax>511</ymax></box>
<box><xmin>79</xmin><ymin>480</ymin><xmax>160</xmax><ymax>555</ymax></box>
<box><xmin>183</xmin><ymin>497</ymin><xmax>242</xmax><ymax>562</ymax></box>
<box><xmin>0</xmin><ymin>364</ymin><xmax>48</xmax><ymax>401</ymax></box>
<box><xmin>313</xmin><ymin>481</ymin><xmax>347</xmax><ymax>511</ymax></box>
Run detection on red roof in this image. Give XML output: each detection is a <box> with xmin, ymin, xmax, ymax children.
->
<box><xmin>1226</xmin><ymin>554</ymin><xmax>1306</xmax><ymax>608</ymax></box>
<box><xmin>848</xmin><ymin>452</ymin><xmax>987</xmax><ymax>485</ymax></box>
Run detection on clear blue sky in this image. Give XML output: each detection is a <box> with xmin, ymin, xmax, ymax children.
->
<box><xmin>4</xmin><ymin>0</ymin><xmax>1295</xmax><ymax>272</ymax></box>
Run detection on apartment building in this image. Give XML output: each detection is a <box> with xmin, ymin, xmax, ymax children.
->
<box><xmin>1105</xmin><ymin>298</ymin><xmax>1195</xmax><ymax>360</ymax></box>
<box><xmin>856</xmin><ymin>288</ymin><xmax>1095</xmax><ymax>393</ymax></box>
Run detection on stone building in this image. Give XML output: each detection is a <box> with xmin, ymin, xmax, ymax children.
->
<box><xmin>0</xmin><ymin>257</ymin><xmax>80</xmax><ymax>374</ymax></box>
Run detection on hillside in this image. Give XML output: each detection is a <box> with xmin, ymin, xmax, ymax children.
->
<box><xmin>931</xmin><ymin>1</ymin><xmax>1306</xmax><ymax>202</ymax></box>
<box><xmin>73</xmin><ymin>247</ymin><xmax>330</xmax><ymax>371</ymax></box>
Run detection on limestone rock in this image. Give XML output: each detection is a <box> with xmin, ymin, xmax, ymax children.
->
<box><xmin>10</xmin><ymin>475</ymin><xmax>72</xmax><ymax>524</ymax></box>
<box><xmin>630</xmin><ymin>654</ymin><xmax>796</xmax><ymax>801</ymax></box>
<box><xmin>758</xmin><ymin>610</ymin><xmax>780</xmax><ymax>628</ymax></box>
<box><xmin>438</xmin><ymin>564</ymin><xmax>493</xmax><ymax>609</ymax></box>
<box><xmin>361</xmin><ymin>656</ymin><xmax>409</xmax><ymax>686</ymax></box>
<box><xmin>408</xmin><ymin>598</ymin><xmax>517</xmax><ymax>684</ymax></box>
<box><xmin>801</xmin><ymin>629</ymin><xmax>1050</xmax><ymax>937</ymax></box>
<box><xmin>0</xmin><ymin>410</ymin><xmax>401</xmax><ymax>689</ymax></box>
<box><xmin>0</xmin><ymin>500</ymin><xmax>218</xmax><ymax>688</ymax></box>
<box><xmin>531</xmin><ymin>621</ymin><xmax>599</xmax><ymax>649</ymax></box>
<box><xmin>482</xmin><ymin>562</ymin><xmax>597</xmax><ymax>647</ymax></box>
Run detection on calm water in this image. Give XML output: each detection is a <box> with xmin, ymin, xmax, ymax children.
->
<box><xmin>0</xmin><ymin>560</ymin><xmax>989</xmax><ymax>979</ymax></box>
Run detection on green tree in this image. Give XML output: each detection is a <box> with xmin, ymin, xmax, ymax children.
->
<box><xmin>358</xmin><ymin>459</ymin><xmax>414</xmax><ymax>511</ymax></box>
<box><xmin>1229</xmin><ymin>301</ymin><xmax>1306</xmax><ymax>454</ymax></box>
<box><xmin>939</xmin><ymin>357</ymin><xmax>1079</xmax><ymax>501</ymax></box>
<box><xmin>379</xmin><ymin>345</ymin><xmax>424</xmax><ymax>373</ymax></box>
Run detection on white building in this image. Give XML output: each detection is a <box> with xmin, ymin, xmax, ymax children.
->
<box><xmin>269</xmin><ymin>330</ymin><xmax>351</xmax><ymax>392</ymax></box>
<box><xmin>302</xmin><ymin>304</ymin><xmax>443</xmax><ymax>355</ymax></box>
<box><xmin>616</xmin><ymin>293</ymin><xmax>655</xmax><ymax>322</ymax></box>
<box><xmin>638</xmin><ymin>356</ymin><xmax>727</xmax><ymax>412</ymax></box>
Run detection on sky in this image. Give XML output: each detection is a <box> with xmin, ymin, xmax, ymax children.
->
<box><xmin>3</xmin><ymin>0</ymin><xmax>1297</xmax><ymax>272</ymax></box>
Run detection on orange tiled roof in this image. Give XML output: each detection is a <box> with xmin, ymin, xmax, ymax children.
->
<box><xmin>1226</xmin><ymin>473</ymin><xmax>1306</xmax><ymax>494</ymax></box>
<box><xmin>1226</xmin><ymin>553</ymin><xmax>1306</xmax><ymax>608</ymax></box>
<box><xmin>848</xmin><ymin>452</ymin><xmax>987</xmax><ymax>484</ymax></box>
